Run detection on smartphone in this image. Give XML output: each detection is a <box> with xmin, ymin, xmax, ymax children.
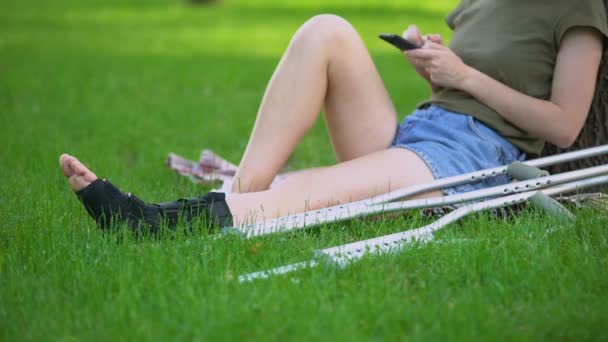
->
<box><xmin>378</xmin><ymin>33</ymin><xmax>420</xmax><ymax>51</ymax></box>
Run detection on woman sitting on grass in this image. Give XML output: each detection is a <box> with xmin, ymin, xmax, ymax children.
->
<box><xmin>60</xmin><ymin>1</ymin><xmax>608</xmax><ymax>231</ymax></box>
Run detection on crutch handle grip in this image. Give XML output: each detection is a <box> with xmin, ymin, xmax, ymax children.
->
<box><xmin>507</xmin><ymin>161</ymin><xmax>550</xmax><ymax>180</ymax></box>
<box><xmin>529</xmin><ymin>192</ymin><xmax>576</xmax><ymax>223</ymax></box>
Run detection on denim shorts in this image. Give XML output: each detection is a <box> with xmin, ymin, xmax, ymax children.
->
<box><xmin>390</xmin><ymin>105</ymin><xmax>526</xmax><ymax>195</ymax></box>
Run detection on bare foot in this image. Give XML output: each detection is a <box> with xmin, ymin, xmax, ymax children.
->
<box><xmin>59</xmin><ymin>154</ymin><xmax>98</xmax><ymax>192</ymax></box>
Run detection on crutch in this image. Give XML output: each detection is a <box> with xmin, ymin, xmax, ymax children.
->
<box><xmin>238</xmin><ymin>173</ymin><xmax>608</xmax><ymax>282</ymax></box>
<box><xmin>224</xmin><ymin>145</ymin><xmax>608</xmax><ymax>237</ymax></box>
<box><xmin>227</xmin><ymin>161</ymin><xmax>608</xmax><ymax>237</ymax></box>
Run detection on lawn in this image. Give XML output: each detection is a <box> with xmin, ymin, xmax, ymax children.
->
<box><xmin>1</xmin><ymin>0</ymin><xmax>607</xmax><ymax>340</ymax></box>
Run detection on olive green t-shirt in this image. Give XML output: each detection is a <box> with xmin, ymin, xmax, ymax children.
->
<box><xmin>423</xmin><ymin>0</ymin><xmax>608</xmax><ymax>155</ymax></box>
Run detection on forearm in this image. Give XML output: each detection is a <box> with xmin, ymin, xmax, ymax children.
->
<box><xmin>460</xmin><ymin>67</ymin><xmax>583</xmax><ymax>148</ymax></box>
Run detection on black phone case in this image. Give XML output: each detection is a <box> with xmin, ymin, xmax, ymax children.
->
<box><xmin>378</xmin><ymin>33</ymin><xmax>419</xmax><ymax>51</ymax></box>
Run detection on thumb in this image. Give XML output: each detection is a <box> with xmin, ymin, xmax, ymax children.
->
<box><xmin>403</xmin><ymin>24</ymin><xmax>423</xmax><ymax>46</ymax></box>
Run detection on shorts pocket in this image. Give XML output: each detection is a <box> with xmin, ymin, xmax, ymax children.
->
<box><xmin>467</xmin><ymin>116</ymin><xmax>505</xmax><ymax>164</ymax></box>
<box><xmin>393</xmin><ymin>119</ymin><xmax>416</xmax><ymax>145</ymax></box>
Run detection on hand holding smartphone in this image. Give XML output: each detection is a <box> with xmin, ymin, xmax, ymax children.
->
<box><xmin>378</xmin><ymin>33</ymin><xmax>420</xmax><ymax>51</ymax></box>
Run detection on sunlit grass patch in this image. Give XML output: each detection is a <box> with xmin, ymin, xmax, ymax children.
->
<box><xmin>1</xmin><ymin>0</ymin><xmax>607</xmax><ymax>340</ymax></box>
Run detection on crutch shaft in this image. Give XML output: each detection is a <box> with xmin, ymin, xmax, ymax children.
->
<box><xmin>238</xmin><ymin>260</ymin><xmax>318</xmax><ymax>283</ymax></box>
<box><xmin>237</xmin><ymin>164</ymin><xmax>608</xmax><ymax>237</ymax></box>
<box><xmin>321</xmin><ymin>174</ymin><xmax>608</xmax><ymax>265</ymax></box>
<box><xmin>238</xmin><ymin>174</ymin><xmax>608</xmax><ymax>282</ymax></box>
<box><xmin>226</xmin><ymin>146</ymin><xmax>608</xmax><ymax>237</ymax></box>
<box><xmin>368</xmin><ymin>144</ymin><xmax>608</xmax><ymax>205</ymax></box>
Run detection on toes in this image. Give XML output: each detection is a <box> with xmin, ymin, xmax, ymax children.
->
<box><xmin>62</xmin><ymin>155</ymin><xmax>89</xmax><ymax>177</ymax></box>
<box><xmin>59</xmin><ymin>154</ymin><xmax>75</xmax><ymax>178</ymax></box>
<box><xmin>60</xmin><ymin>154</ymin><xmax>98</xmax><ymax>192</ymax></box>
<box><xmin>69</xmin><ymin>156</ymin><xmax>98</xmax><ymax>182</ymax></box>
<box><xmin>70</xmin><ymin>158</ymin><xmax>90</xmax><ymax>177</ymax></box>
<box><xmin>83</xmin><ymin>168</ymin><xmax>98</xmax><ymax>182</ymax></box>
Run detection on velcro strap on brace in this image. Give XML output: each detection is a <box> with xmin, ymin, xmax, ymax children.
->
<box><xmin>204</xmin><ymin>192</ymin><xmax>233</xmax><ymax>228</ymax></box>
<box><xmin>155</xmin><ymin>192</ymin><xmax>232</xmax><ymax>228</ymax></box>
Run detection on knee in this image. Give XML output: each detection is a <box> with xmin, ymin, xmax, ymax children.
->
<box><xmin>292</xmin><ymin>14</ymin><xmax>359</xmax><ymax>50</ymax></box>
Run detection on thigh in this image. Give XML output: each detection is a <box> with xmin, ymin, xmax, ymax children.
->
<box><xmin>226</xmin><ymin>148</ymin><xmax>441</xmax><ymax>221</ymax></box>
<box><xmin>274</xmin><ymin>148</ymin><xmax>441</xmax><ymax>207</ymax></box>
<box><xmin>320</xmin><ymin>16</ymin><xmax>398</xmax><ymax>162</ymax></box>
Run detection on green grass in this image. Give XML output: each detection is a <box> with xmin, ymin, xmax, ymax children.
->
<box><xmin>1</xmin><ymin>0</ymin><xmax>607</xmax><ymax>340</ymax></box>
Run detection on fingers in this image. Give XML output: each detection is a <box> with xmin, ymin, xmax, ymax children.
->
<box><xmin>426</xmin><ymin>34</ymin><xmax>443</xmax><ymax>45</ymax></box>
<box><xmin>422</xmin><ymin>41</ymin><xmax>444</xmax><ymax>50</ymax></box>
<box><xmin>412</xmin><ymin>28</ymin><xmax>442</xmax><ymax>45</ymax></box>
<box><xmin>405</xmin><ymin>48</ymin><xmax>435</xmax><ymax>60</ymax></box>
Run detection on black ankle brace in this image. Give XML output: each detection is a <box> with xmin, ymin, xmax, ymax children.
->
<box><xmin>75</xmin><ymin>179</ymin><xmax>232</xmax><ymax>233</ymax></box>
<box><xmin>154</xmin><ymin>192</ymin><xmax>233</xmax><ymax>229</ymax></box>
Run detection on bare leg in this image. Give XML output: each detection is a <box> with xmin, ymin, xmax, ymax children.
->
<box><xmin>232</xmin><ymin>15</ymin><xmax>398</xmax><ymax>193</ymax></box>
<box><xmin>59</xmin><ymin>150</ymin><xmax>440</xmax><ymax>228</ymax></box>
<box><xmin>226</xmin><ymin>148</ymin><xmax>441</xmax><ymax>225</ymax></box>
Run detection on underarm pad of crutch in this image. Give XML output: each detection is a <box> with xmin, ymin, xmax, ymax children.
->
<box><xmin>529</xmin><ymin>192</ymin><xmax>576</xmax><ymax>223</ymax></box>
<box><xmin>507</xmin><ymin>161</ymin><xmax>550</xmax><ymax>180</ymax></box>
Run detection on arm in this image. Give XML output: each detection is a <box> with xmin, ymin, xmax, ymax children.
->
<box><xmin>407</xmin><ymin>27</ymin><xmax>604</xmax><ymax>148</ymax></box>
